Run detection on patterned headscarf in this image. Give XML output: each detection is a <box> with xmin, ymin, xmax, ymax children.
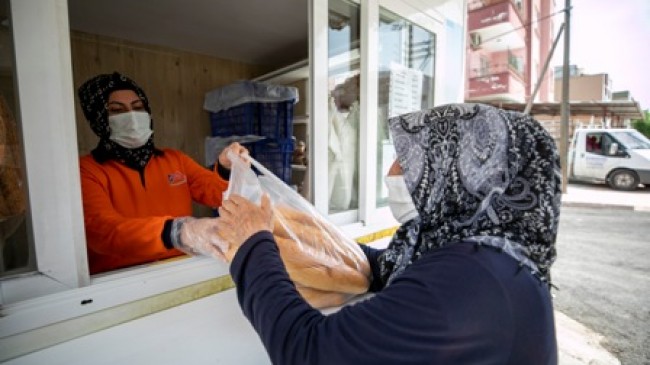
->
<box><xmin>78</xmin><ymin>72</ymin><xmax>159</xmax><ymax>171</ymax></box>
<box><xmin>378</xmin><ymin>103</ymin><xmax>561</xmax><ymax>287</ymax></box>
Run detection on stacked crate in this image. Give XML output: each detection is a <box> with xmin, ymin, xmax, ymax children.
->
<box><xmin>205</xmin><ymin>81</ymin><xmax>297</xmax><ymax>183</ymax></box>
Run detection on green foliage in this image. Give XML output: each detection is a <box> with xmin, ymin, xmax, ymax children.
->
<box><xmin>632</xmin><ymin>110</ymin><xmax>650</xmax><ymax>138</ymax></box>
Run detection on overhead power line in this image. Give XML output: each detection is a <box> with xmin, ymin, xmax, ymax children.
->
<box><xmin>477</xmin><ymin>7</ymin><xmax>570</xmax><ymax>46</ymax></box>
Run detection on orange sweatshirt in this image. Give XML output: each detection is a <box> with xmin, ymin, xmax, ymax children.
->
<box><xmin>80</xmin><ymin>148</ymin><xmax>228</xmax><ymax>274</ymax></box>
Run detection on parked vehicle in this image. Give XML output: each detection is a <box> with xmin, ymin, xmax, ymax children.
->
<box><xmin>568</xmin><ymin>127</ymin><xmax>650</xmax><ymax>190</ymax></box>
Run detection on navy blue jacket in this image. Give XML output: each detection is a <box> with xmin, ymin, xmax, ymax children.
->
<box><xmin>230</xmin><ymin>231</ymin><xmax>557</xmax><ymax>365</ymax></box>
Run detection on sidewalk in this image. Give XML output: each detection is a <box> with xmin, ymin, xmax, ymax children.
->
<box><xmin>562</xmin><ymin>182</ymin><xmax>650</xmax><ymax>211</ymax></box>
<box><xmin>555</xmin><ymin>182</ymin><xmax>649</xmax><ymax>364</ymax></box>
<box><xmin>555</xmin><ymin>311</ymin><xmax>620</xmax><ymax>365</ymax></box>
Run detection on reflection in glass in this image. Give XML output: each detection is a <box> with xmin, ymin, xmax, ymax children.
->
<box><xmin>1</xmin><ymin>0</ymin><xmax>35</xmax><ymax>277</ymax></box>
<box><xmin>328</xmin><ymin>0</ymin><xmax>360</xmax><ymax>214</ymax></box>
<box><xmin>376</xmin><ymin>9</ymin><xmax>436</xmax><ymax>207</ymax></box>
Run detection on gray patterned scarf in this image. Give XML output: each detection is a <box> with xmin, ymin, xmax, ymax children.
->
<box><xmin>378</xmin><ymin>103</ymin><xmax>561</xmax><ymax>287</ymax></box>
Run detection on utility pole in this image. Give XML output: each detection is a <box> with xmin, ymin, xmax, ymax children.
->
<box><xmin>560</xmin><ymin>0</ymin><xmax>571</xmax><ymax>193</ymax></box>
<box><xmin>525</xmin><ymin>23</ymin><xmax>565</xmax><ymax>115</ymax></box>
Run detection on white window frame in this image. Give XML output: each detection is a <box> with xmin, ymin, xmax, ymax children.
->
<box><xmin>313</xmin><ymin>0</ymin><xmax>450</xmax><ymax>228</ymax></box>
<box><xmin>309</xmin><ymin>0</ymin><xmax>330</xmax><ymax>217</ymax></box>
<box><xmin>358</xmin><ymin>0</ymin><xmax>380</xmax><ymax>227</ymax></box>
<box><xmin>363</xmin><ymin>0</ymin><xmax>449</xmax><ymax>227</ymax></box>
<box><xmin>1</xmin><ymin>0</ymin><xmax>87</xmax><ymax>303</ymax></box>
<box><xmin>0</xmin><ymin>0</ymin><xmax>230</xmax><ymax>344</ymax></box>
<box><xmin>2</xmin><ymin>0</ymin><xmax>466</xmax><ymax>354</ymax></box>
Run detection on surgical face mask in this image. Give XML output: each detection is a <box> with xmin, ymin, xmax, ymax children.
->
<box><xmin>384</xmin><ymin>175</ymin><xmax>419</xmax><ymax>224</ymax></box>
<box><xmin>108</xmin><ymin>111</ymin><xmax>152</xmax><ymax>149</ymax></box>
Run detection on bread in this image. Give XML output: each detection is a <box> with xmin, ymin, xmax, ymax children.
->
<box><xmin>0</xmin><ymin>94</ymin><xmax>26</xmax><ymax>219</ymax></box>
<box><xmin>275</xmin><ymin>205</ymin><xmax>367</xmax><ymax>267</ymax></box>
<box><xmin>272</xmin><ymin>205</ymin><xmax>371</xmax><ymax>295</ymax></box>
<box><xmin>0</xmin><ymin>167</ymin><xmax>26</xmax><ymax>218</ymax></box>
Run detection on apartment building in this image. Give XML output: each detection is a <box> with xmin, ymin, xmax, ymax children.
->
<box><xmin>553</xmin><ymin>66</ymin><xmax>613</xmax><ymax>102</ymax></box>
<box><xmin>465</xmin><ymin>0</ymin><xmax>556</xmax><ymax>103</ymax></box>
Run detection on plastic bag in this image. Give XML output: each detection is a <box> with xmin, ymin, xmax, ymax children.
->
<box><xmin>204</xmin><ymin>135</ymin><xmax>266</xmax><ymax>167</ymax></box>
<box><xmin>203</xmin><ymin>80</ymin><xmax>299</xmax><ymax>113</ymax></box>
<box><xmin>224</xmin><ymin>152</ymin><xmax>371</xmax><ymax>306</ymax></box>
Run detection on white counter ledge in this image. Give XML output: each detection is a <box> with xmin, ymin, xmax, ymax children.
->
<box><xmin>5</xmin><ymin>289</ymin><xmax>270</xmax><ymax>365</ymax></box>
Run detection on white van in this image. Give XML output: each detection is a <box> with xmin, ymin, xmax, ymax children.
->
<box><xmin>568</xmin><ymin>128</ymin><xmax>650</xmax><ymax>190</ymax></box>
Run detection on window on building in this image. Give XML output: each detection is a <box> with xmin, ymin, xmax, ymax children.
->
<box><xmin>327</xmin><ymin>0</ymin><xmax>361</xmax><ymax>214</ymax></box>
<box><xmin>480</xmin><ymin>56</ymin><xmax>490</xmax><ymax>77</ymax></box>
<box><xmin>375</xmin><ymin>8</ymin><xmax>436</xmax><ymax>208</ymax></box>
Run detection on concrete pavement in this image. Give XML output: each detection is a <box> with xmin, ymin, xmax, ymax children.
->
<box><xmin>562</xmin><ymin>181</ymin><xmax>650</xmax><ymax>211</ymax></box>
<box><xmin>555</xmin><ymin>311</ymin><xmax>621</xmax><ymax>365</ymax></box>
<box><xmin>555</xmin><ymin>182</ymin><xmax>649</xmax><ymax>365</ymax></box>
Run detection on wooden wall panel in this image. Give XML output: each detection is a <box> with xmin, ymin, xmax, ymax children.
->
<box><xmin>71</xmin><ymin>31</ymin><xmax>268</xmax><ymax>164</ymax></box>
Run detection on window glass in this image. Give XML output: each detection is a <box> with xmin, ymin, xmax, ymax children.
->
<box><xmin>0</xmin><ymin>0</ymin><xmax>35</xmax><ymax>277</ymax></box>
<box><xmin>612</xmin><ymin>131</ymin><xmax>650</xmax><ymax>150</ymax></box>
<box><xmin>585</xmin><ymin>133</ymin><xmax>603</xmax><ymax>154</ymax></box>
<box><xmin>328</xmin><ymin>0</ymin><xmax>360</xmax><ymax>214</ymax></box>
<box><xmin>601</xmin><ymin>134</ymin><xmax>617</xmax><ymax>156</ymax></box>
<box><xmin>376</xmin><ymin>8</ymin><xmax>436</xmax><ymax>207</ymax></box>
<box><xmin>586</xmin><ymin>132</ymin><xmax>631</xmax><ymax>157</ymax></box>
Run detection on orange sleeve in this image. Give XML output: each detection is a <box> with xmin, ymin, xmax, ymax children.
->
<box><xmin>80</xmin><ymin>160</ymin><xmax>172</xmax><ymax>260</ymax></box>
<box><xmin>179</xmin><ymin>152</ymin><xmax>229</xmax><ymax>208</ymax></box>
<box><xmin>80</xmin><ymin>151</ymin><xmax>229</xmax><ymax>273</ymax></box>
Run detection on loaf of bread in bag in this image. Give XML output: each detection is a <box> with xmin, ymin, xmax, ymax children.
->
<box><xmin>272</xmin><ymin>205</ymin><xmax>371</xmax><ymax>295</ymax></box>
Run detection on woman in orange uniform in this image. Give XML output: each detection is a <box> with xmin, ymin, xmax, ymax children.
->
<box><xmin>78</xmin><ymin>72</ymin><xmax>246</xmax><ymax>274</ymax></box>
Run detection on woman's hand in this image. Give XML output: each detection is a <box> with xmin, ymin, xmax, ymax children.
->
<box><xmin>216</xmin><ymin>194</ymin><xmax>274</xmax><ymax>262</ymax></box>
<box><xmin>175</xmin><ymin>218</ymin><xmax>228</xmax><ymax>261</ymax></box>
<box><xmin>218</xmin><ymin>142</ymin><xmax>249</xmax><ymax>170</ymax></box>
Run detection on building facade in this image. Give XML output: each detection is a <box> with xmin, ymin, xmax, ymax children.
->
<box><xmin>465</xmin><ymin>0</ymin><xmax>556</xmax><ymax>103</ymax></box>
<box><xmin>553</xmin><ymin>66</ymin><xmax>613</xmax><ymax>102</ymax></box>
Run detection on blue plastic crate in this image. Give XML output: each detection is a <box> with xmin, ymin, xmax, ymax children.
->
<box><xmin>209</xmin><ymin>102</ymin><xmax>256</xmax><ymax>136</ymax></box>
<box><xmin>209</xmin><ymin>100</ymin><xmax>294</xmax><ymax>140</ymax></box>
<box><xmin>249</xmin><ymin>139</ymin><xmax>294</xmax><ymax>184</ymax></box>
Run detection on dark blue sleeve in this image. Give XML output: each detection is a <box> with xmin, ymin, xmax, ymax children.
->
<box><xmin>230</xmin><ymin>232</ymin><xmax>449</xmax><ymax>365</ymax></box>
<box><xmin>359</xmin><ymin>243</ymin><xmax>386</xmax><ymax>292</ymax></box>
<box><xmin>230</xmin><ymin>236</ymin><xmax>556</xmax><ymax>365</ymax></box>
<box><xmin>229</xmin><ymin>231</ymin><xmax>326</xmax><ymax>364</ymax></box>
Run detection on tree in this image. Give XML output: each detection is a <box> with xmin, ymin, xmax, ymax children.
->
<box><xmin>632</xmin><ymin>110</ymin><xmax>650</xmax><ymax>138</ymax></box>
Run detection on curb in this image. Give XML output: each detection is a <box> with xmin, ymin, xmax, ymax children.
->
<box><xmin>560</xmin><ymin>201</ymin><xmax>633</xmax><ymax>211</ymax></box>
<box><xmin>555</xmin><ymin>311</ymin><xmax>621</xmax><ymax>365</ymax></box>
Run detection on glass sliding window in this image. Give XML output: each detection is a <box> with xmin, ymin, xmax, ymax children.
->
<box><xmin>376</xmin><ymin>8</ymin><xmax>436</xmax><ymax>207</ymax></box>
<box><xmin>0</xmin><ymin>0</ymin><xmax>35</xmax><ymax>277</ymax></box>
<box><xmin>327</xmin><ymin>0</ymin><xmax>361</xmax><ymax>214</ymax></box>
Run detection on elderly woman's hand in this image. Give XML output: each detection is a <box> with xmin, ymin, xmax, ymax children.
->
<box><xmin>216</xmin><ymin>194</ymin><xmax>274</xmax><ymax>262</ymax></box>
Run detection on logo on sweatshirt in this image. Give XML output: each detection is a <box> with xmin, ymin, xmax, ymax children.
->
<box><xmin>167</xmin><ymin>171</ymin><xmax>187</xmax><ymax>186</ymax></box>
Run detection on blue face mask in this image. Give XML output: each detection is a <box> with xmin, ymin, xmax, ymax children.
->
<box><xmin>108</xmin><ymin>111</ymin><xmax>152</xmax><ymax>149</ymax></box>
<box><xmin>384</xmin><ymin>175</ymin><xmax>419</xmax><ymax>223</ymax></box>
